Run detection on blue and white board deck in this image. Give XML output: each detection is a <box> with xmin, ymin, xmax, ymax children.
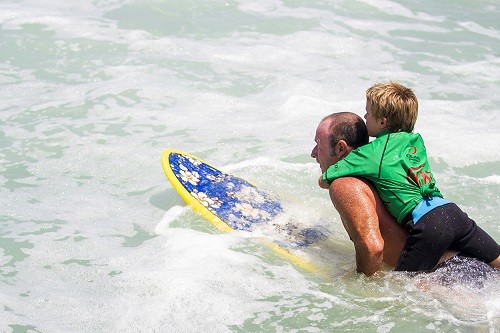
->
<box><xmin>161</xmin><ymin>148</ymin><xmax>325</xmax><ymax>273</ymax></box>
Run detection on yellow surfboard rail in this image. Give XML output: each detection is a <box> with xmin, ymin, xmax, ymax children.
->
<box><xmin>161</xmin><ymin>148</ymin><xmax>325</xmax><ymax>275</ymax></box>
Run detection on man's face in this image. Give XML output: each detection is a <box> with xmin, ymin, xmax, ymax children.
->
<box><xmin>311</xmin><ymin>119</ymin><xmax>342</xmax><ymax>173</ymax></box>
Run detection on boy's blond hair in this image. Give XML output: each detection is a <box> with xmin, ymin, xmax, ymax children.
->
<box><xmin>366</xmin><ymin>82</ymin><xmax>418</xmax><ymax>132</ymax></box>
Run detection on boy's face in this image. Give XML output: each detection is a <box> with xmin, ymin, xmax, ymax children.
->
<box><xmin>364</xmin><ymin>99</ymin><xmax>386</xmax><ymax>137</ymax></box>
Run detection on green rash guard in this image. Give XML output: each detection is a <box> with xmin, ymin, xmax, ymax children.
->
<box><xmin>322</xmin><ymin>130</ymin><xmax>443</xmax><ymax>224</ymax></box>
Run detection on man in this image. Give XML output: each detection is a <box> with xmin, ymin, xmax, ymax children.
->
<box><xmin>311</xmin><ymin>112</ymin><xmax>456</xmax><ymax>276</ymax></box>
<box><xmin>321</xmin><ymin>84</ymin><xmax>499</xmax><ymax>272</ymax></box>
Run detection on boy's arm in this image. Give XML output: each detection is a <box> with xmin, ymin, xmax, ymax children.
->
<box><xmin>322</xmin><ymin>144</ymin><xmax>379</xmax><ymax>185</ymax></box>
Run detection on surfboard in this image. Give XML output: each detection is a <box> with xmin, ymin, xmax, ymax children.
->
<box><xmin>161</xmin><ymin>148</ymin><xmax>326</xmax><ymax>273</ymax></box>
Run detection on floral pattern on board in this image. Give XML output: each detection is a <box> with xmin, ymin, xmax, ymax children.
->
<box><xmin>169</xmin><ymin>152</ymin><xmax>283</xmax><ymax>231</ymax></box>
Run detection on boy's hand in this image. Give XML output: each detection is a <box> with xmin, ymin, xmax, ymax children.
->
<box><xmin>318</xmin><ymin>176</ymin><xmax>330</xmax><ymax>189</ymax></box>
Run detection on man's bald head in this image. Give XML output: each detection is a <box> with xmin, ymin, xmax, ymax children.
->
<box><xmin>321</xmin><ymin>112</ymin><xmax>368</xmax><ymax>155</ymax></box>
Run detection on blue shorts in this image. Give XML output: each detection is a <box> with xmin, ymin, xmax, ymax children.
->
<box><xmin>395</xmin><ymin>203</ymin><xmax>500</xmax><ymax>272</ymax></box>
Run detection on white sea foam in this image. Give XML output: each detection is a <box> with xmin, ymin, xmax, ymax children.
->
<box><xmin>1</xmin><ymin>0</ymin><xmax>499</xmax><ymax>332</ymax></box>
<box><xmin>155</xmin><ymin>205</ymin><xmax>186</xmax><ymax>235</ymax></box>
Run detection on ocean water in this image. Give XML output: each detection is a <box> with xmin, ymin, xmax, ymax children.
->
<box><xmin>1</xmin><ymin>0</ymin><xmax>499</xmax><ymax>332</ymax></box>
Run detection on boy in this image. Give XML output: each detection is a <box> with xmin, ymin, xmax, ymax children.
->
<box><xmin>319</xmin><ymin>82</ymin><xmax>499</xmax><ymax>272</ymax></box>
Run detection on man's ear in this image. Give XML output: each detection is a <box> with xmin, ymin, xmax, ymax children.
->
<box><xmin>336</xmin><ymin>140</ymin><xmax>351</xmax><ymax>158</ymax></box>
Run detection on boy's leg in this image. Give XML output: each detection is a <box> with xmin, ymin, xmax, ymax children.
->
<box><xmin>447</xmin><ymin>204</ymin><xmax>500</xmax><ymax>268</ymax></box>
<box><xmin>490</xmin><ymin>256</ymin><xmax>500</xmax><ymax>268</ymax></box>
<box><xmin>396</xmin><ymin>203</ymin><xmax>500</xmax><ymax>272</ymax></box>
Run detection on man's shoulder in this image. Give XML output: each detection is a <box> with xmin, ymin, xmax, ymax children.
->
<box><xmin>330</xmin><ymin>176</ymin><xmax>376</xmax><ymax>193</ymax></box>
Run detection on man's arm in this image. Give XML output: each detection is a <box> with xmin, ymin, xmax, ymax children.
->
<box><xmin>329</xmin><ymin>176</ymin><xmax>410</xmax><ymax>275</ymax></box>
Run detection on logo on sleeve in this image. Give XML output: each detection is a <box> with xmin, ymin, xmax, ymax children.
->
<box><xmin>406</xmin><ymin>145</ymin><xmax>421</xmax><ymax>164</ymax></box>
